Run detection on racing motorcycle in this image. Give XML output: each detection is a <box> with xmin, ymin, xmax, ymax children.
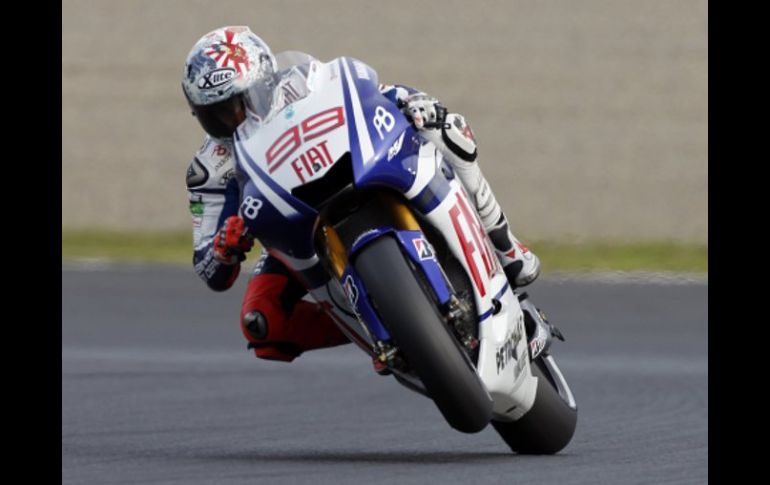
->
<box><xmin>233</xmin><ymin>53</ymin><xmax>577</xmax><ymax>454</ymax></box>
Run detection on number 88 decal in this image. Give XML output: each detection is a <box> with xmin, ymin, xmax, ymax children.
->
<box><xmin>373</xmin><ymin>105</ymin><xmax>395</xmax><ymax>140</ymax></box>
<box><xmin>241</xmin><ymin>196</ymin><xmax>263</xmax><ymax>220</ymax></box>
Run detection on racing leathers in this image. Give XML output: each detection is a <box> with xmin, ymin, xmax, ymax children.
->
<box><xmin>186</xmin><ymin>75</ymin><xmax>539</xmax><ymax>363</ymax></box>
<box><xmin>187</xmin><ymin>135</ymin><xmax>350</xmax><ymax>361</ymax></box>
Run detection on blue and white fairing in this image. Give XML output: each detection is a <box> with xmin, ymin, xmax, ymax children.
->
<box><xmin>232</xmin><ymin>57</ymin><xmax>423</xmax><ymax>285</ymax></box>
<box><xmin>234</xmin><ymin>56</ymin><xmax>537</xmax><ymax>420</ymax></box>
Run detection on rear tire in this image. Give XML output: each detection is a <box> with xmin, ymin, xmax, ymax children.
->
<box><xmin>492</xmin><ymin>356</ymin><xmax>578</xmax><ymax>454</ymax></box>
<box><xmin>354</xmin><ymin>237</ymin><xmax>493</xmax><ymax>433</ymax></box>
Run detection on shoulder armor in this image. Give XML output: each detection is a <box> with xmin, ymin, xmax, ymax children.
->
<box><xmin>186</xmin><ymin>157</ymin><xmax>209</xmax><ymax>188</ymax></box>
<box><xmin>186</xmin><ymin>137</ymin><xmax>236</xmax><ymax>190</ymax></box>
<box><xmin>441</xmin><ymin>113</ymin><xmax>478</xmax><ymax>162</ymax></box>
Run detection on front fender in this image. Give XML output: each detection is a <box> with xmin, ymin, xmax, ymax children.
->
<box><xmin>337</xmin><ymin>228</ymin><xmax>453</xmax><ymax>343</ymax></box>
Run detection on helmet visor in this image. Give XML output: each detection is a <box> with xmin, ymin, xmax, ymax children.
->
<box><xmin>193</xmin><ymin>95</ymin><xmax>246</xmax><ymax>139</ymax></box>
<box><xmin>242</xmin><ymin>72</ymin><xmax>281</xmax><ymax>121</ymax></box>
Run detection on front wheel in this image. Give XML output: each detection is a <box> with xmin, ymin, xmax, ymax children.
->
<box><xmin>354</xmin><ymin>236</ymin><xmax>493</xmax><ymax>433</ymax></box>
<box><xmin>492</xmin><ymin>354</ymin><xmax>578</xmax><ymax>454</ymax></box>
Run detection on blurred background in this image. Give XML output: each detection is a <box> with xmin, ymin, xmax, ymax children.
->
<box><xmin>63</xmin><ymin>4</ymin><xmax>708</xmax><ymax>478</ymax></box>
<box><xmin>62</xmin><ymin>0</ymin><xmax>707</xmax><ymax>270</ymax></box>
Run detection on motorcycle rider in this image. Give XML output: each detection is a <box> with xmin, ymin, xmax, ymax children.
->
<box><xmin>182</xmin><ymin>26</ymin><xmax>540</xmax><ymax>363</ymax></box>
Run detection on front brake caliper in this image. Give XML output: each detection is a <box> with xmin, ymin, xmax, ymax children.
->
<box><xmin>445</xmin><ymin>294</ymin><xmax>478</xmax><ymax>351</ymax></box>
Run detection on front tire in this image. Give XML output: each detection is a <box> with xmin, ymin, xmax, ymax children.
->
<box><xmin>354</xmin><ymin>237</ymin><xmax>493</xmax><ymax>433</ymax></box>
<box><xmin>492</xmin><ymin>355</ymin><xmax>578</xmax><ymax>454</ymax></box>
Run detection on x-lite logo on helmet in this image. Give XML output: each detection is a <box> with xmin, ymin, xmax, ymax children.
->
<box><xmin>197</xmin><ymin>67</ymin><xmax>236</xmax><ymax>90</ymax></box>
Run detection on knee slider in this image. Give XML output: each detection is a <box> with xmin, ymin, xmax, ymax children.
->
<box><xmin>442</xmin><ymin>114</ymin><xmax>478</xmax><ymax>162</ymax></box>
<box><xmin>242</xmin><ymin>310</ymin><xmax>268</xmax><ymax>340</ymax></box>
<box><xmin>242</xmin><ymin>310</ymin><xmax>303</xmax><ymax>362</ymax></box>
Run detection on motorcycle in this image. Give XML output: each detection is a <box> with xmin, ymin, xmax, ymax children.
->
<box><xmin>233</xmin><ymin>53</ymin><xmax>577</xmax><ymax>454</ymax></box>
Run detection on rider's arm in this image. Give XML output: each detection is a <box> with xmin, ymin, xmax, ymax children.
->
<box><xmin>380</xmin><ymin>83</ymin><xmax>478</xmax><ymax>162</ymax></box>
<box><xmin>186</xmin><ymin>139</ymin><xmax>242</xmax><ymax>291</ymax></box>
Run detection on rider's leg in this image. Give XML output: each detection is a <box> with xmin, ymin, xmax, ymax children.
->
<box><xmin>239</xmin><ymin>252</ymin><xmax>350</xmax><ymax>362</ymax></box>
<box><xmin>430</xmin><ymin>113</ymin><xmax>540</xmax><ymax>287</ymax></box>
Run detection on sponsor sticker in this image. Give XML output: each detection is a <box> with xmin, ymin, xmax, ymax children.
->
<box><xmin>265</xmin><ymin>106</ymin><xmax>345</xmax><ymax>176</ymax></box>
<box><xmin>213</xmin><ymin>156</ymin><xmax>231</xmax><ymax>171</ymax></box>
<box><xmin>495</xmin><ymin>325</ymin><xmax>524</xmax><ymax>375</ymax></box>
<box><xmin>412</xmin><ymin>237</ymin><xmax>435</xmax><ymax>260</ymax></box>
<box><xmin>449</xmin><ymin>192</ymin><xmax>498</xmax><ymax>296</ymax></box>
<box><xmin>342</xmin><ymin>275</ymin><xmax>359</xmax><ymax>308</ymax></box>
<box><xmin>289</xmin><ymin>140</ymin><xmax>335</xmax><ymax>183</ymax></box>
<box><xmin>387</xmin><ymin>132</ymin><xmax>405</xmax><ymax>161</ymax></box>
<box><xmin>281</xmin><ymin>81</ymin><xmax>302</xmax><ymax>103</ymax></box>
<box><xmin>197</xmin><ymin>68</ymin><xmax>236</xmax><ymax>90</ymax></box>
<box><xmin>219</xmin><ymin>169</ymin><xmax>234</xmax><ymax>186</ymax></box>
<box><xmin>189</xmin><ymin>201</ymin><xmax>205</xmax><ymax>216</ymax></box>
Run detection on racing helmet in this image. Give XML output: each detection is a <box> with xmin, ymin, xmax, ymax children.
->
<box><xmin>182</xmin><ymin>26</ymin><xmax>277</xmax><ymax>138</ymax></box>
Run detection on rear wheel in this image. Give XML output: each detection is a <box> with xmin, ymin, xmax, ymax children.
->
<box><xmin>354</xmin><ymin>236</ymin><xmax>493</xmax><ymax>433</ymax></box>
<box><xmin>492</xmin><ymin>355</ymin><xmax>578</xmax><ymax>454</ymax></box>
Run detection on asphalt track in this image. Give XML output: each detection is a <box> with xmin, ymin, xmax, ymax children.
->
<box><xmin>62</xmin><ymin>264</ymin><xmax>708</xmax><ymax>484</ymax></box>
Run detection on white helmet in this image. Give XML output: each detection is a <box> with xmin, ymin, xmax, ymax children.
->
<box><xmin>182</xmin><ymin>26</ymin><xmax>277</xmax><ymax>138</ymax></box>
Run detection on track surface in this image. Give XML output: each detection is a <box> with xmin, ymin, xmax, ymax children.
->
<box><xmin>62</xmin><ymin>264</ymin><xmax>707</xmax><ymax>484</ymax></box>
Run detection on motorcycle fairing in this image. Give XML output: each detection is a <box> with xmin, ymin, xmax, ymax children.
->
<box><xmin>233</xmin><ymin>56</ymin><xmax>539</xmax><ymax>419</ymax></box>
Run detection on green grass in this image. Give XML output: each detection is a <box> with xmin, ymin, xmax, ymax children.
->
<box><xmin>532</xmin><ymin>240</ymin><xmax>707</xmax><ymax>273</ymax></box>
<box><xmin>62</xmin><ymin>229</ymin><xmax>707</xmax><ymax>273</ymax></box>
<box><xmin>62</xmin><ymin>229</ymin><xmax>196</xmax><ymax>265</ymax></box>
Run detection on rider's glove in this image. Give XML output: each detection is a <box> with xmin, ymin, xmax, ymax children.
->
<box><xmin>400</xmin><ymin>94</ymin><xmax>447</xmax><ymax>130</ymax></box>
<box><xmin>212</xmin><ymin>216</ymin><xmax>254</xmax><ymax>265</ymax></box>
